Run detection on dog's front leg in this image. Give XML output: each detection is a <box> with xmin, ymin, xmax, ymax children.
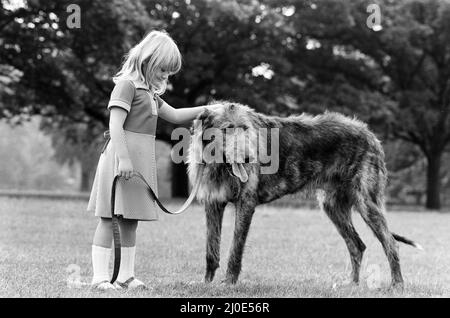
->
<box><xmin>223</xmin><ymin>199</ymin><xmax>256</xmax><ymax>284</ymax></box>
<box><xmin>204</xmin><ymin>201</ymin><xmax>227</xmax><ymax>283</ymax></box>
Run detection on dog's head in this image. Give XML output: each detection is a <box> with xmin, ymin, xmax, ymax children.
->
<box><xmin>188</xmin><ymin>101</ymin><xmax>259</xmax><ymax>183</ymax></box>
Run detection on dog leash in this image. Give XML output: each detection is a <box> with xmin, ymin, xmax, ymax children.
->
<box><xmin>110</xmin><ymin>170</ymin><xmax>204</xmax><ymax>284</ymax></box>
<box><xmin>105</xmin><ymin>129</ymin><xmax>205</xmax><ymax>283</ymax></box>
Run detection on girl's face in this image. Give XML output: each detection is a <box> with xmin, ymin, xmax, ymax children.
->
<box><xmin>155</xmin><ymin>67</ymin><xmax>170</xmax><ymax>83</ymax></box>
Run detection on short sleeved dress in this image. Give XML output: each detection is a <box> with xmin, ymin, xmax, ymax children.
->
<box><xmin>87</xmin><ymin>79</ymin><xmax>167</xmax><ymax>221</ymax></box>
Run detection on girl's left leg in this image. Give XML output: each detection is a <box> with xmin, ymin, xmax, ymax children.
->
<box><xmin>119</xmin><ymin>218</ymin><xmax>138</xmax><ymax>247</ymax></box>
<box><xmin>116</xmin><ymin>218</ymin><xmax>146</xmax><ymax>289</ymax></box>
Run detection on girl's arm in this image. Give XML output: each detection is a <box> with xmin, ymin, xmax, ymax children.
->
<box><xmin>158</xmin><ymin>103</ymin><xmax>222</xmax><ymax>124</ymax></box>
<box><xmin>109</xmin><ymin>107</ymin><xmax>134</xmax><ymax>179</ymax></box>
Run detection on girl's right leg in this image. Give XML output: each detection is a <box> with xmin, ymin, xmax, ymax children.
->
<box><xmin>91</xmin><ymin>217</ymin><xmax>115</xmax><ymax>290</ymax></box>
<box><xmin>115</xmin><ymin>218</ymin><xmax>146</xmax><ymax>290</ymax></box>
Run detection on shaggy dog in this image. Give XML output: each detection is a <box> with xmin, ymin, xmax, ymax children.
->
<box><xmin>187</xmin><ymin>102</ymin><xmax>420</xmax><ymax>288</ymax></box>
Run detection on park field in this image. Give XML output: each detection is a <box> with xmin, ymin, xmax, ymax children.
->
<box><xmin>0</xmin><ymin>197</ymin><xmax>449</xmax><ymax>298</ymax></box>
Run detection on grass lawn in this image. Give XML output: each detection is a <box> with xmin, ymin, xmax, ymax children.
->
<box><xmin>0</xmin><ymin>197</ymin><xmax>449</xmax><ymax>298</ymax></box>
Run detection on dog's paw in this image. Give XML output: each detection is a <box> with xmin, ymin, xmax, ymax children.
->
<box><xmin>220</xmin><ymin>277</ymin><xmax>238</xmax><ymax>285</ymax></box>
<box><xmin>388</xmin><ymin>282</ymin><xmax>405</xmax><ymax>292</ymax></box>
<box><xmin>204</xmin><ymin>273</ymin><xmax>216</xmax><ymax>284</ymax></box>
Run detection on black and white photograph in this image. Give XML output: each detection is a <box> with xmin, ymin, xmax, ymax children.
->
<box><xmin>1</xmin><ymin>0</ymin><xmax>449</xmax><ymax>301</ymax></box>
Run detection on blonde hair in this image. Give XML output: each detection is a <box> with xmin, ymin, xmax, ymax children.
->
<box><xmin>113</xmin><ymin>30</ymin><xmax>182</xmax><ymax>95</ymax></box>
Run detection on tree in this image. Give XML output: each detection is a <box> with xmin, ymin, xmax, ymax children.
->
<box><xmin>1</xmin><ymin>0</ymin><xmax>295</xmax><ymax>196</ymax></box>
<box><xmin>143</xmin><ymin>0</ymin><xmax>295</xmax><ymax>196</ymax></box>
<box><xmin>284</xmin><ymin>0</ymin><xmax>450</xmax><ymax>209</ymax></box>
<box><xmin>40</xmin><ymin>118</ymin><xmax>104</xmax><ymax>191</ymax></box>
<box><xmin>1</xmin><ymin>0</ymin><xmax>166</xmax><ymax>191</ymax></box>
<box><xmin>0</xmin><ymin>117</ymin><xmax>76</xmax><ymax>191</ymax></box>
<box><xmin>4</xmin><ymin>0</ymin><xmax>446</xmax><ymax>207</ymax></box>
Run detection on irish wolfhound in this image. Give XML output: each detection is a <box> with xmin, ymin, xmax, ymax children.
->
<box><xmin>187</xmin><ymin>102</ymin><xmax>421</xmax><ymax>288</ymax></box>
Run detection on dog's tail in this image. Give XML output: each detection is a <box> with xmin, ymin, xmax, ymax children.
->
<box><xmin>392</xmin><ymin>233</ymin><xmax>423</xmax><ymax>250</ymax></box>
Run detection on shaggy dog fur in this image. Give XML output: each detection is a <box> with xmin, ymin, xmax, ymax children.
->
<box><xmin>187</xmin><ymin>102</ymin><xmax>420</xmax><ymax>287</ymax></box>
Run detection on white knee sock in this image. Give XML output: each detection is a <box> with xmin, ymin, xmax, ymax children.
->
<box><xmin>117</xmin><ymin>246</ymin><xmax>136</xmax><ymax>282</ymax></box>
<box><xmin>91</xmin><ymin>245</ymin><xmax>111</xmax><ymax>284</ymax></box>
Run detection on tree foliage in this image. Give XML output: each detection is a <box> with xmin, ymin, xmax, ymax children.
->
<box><xmin>1</xmin><ymin>0</ymin><xmax>449</xmax><ymax>208</ymax></box>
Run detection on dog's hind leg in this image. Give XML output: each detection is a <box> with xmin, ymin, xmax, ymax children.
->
<box><xmin>320</xmin><ymin>189</ymin><xmax>366</xmax><ymax>284</ymax></box>
<box><xmin>205</xmin><ymin>201</ymin><xmax>227</xmax><ymax>283</ymax></box>
<box><xmin>223</xmin><ymin>199</ymin><xmax>256</xmax><ymax>284</ymax></box>
<box><xmin>356</xmin><ymin>195</ymin><xmax>403</xmax><ymax>288</ymax></box>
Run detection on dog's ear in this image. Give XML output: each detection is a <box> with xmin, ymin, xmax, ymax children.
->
<box><xmin>198</xmin><ymin>108</ymin><xmax>211</xmax><ymax>121</ymax></box>
<box><xmin>199</xmin><ymin>108</ymin><xmax>216</xmax><ymax>129</ymax></box>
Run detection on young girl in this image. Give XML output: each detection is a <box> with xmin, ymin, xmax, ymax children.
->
<box><xmin>87</xmin><ymin>30</ymin><xmax>221</xmax><ymax>291</ymax></box>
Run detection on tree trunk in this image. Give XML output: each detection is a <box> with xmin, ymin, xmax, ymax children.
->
<box><xmin>425</xmin><ymin>152</ymin><xmax>442</xmax><ymax>210</ymax></box>
<box><xmin>171</xmin><ymin>162</ymin><xmax>189</xmax><ymax>198</ymax></box>
<box><xmin>80</xmin><ymin>163</ymin><xmax>92</xmax><ymax>192</ymax></box>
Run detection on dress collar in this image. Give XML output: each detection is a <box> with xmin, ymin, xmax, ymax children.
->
<box><xmin>132</xmin><ymin>80</ymin><xmax>160</xmax><ymax>101</ymax></box>
<box><xmin>132</xmin><ymin>80</ymin><xmax>151</xmax><ymax>91</ymax></box>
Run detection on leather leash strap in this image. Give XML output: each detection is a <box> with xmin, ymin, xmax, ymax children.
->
<box><xmin>109</xmin><ymin>168</ymin><xmax>204</xmax><ymax>284</ymax></box>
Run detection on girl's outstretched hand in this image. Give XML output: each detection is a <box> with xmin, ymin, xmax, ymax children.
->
<box><xmin>118</xmin><ymin>157</ymin><xmax>134</xmax><ymax>180</ymax></box>
<box><xmin>207</xmin><ymin>103</ymin><xmax>225</xmax><ymax>112</ymax></box>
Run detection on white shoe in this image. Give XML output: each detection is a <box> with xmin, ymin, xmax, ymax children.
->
<box><xmin>91</xmin><ymin>280</ymin><xmax>116</xmax><ymax>291</ymax></box>
<box><xmin>114</xmin><ymin>277</ymin><xmax>148</xmax><ymax>290</ymax></box>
